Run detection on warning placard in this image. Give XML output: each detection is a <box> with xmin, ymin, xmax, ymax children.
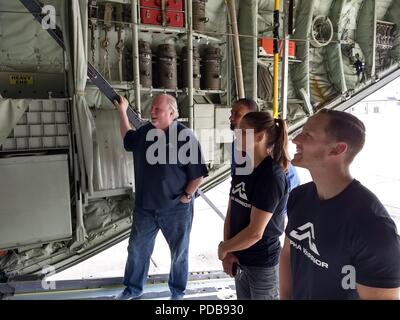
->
<box><xmin>9</xmin><ymin>75</ymin><xmax>33</xmax><ymax>86</ymax></box>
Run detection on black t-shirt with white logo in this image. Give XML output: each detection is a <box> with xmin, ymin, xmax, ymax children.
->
<box><xmin>230</xmin><ymin>156</ymin><xmax>289</xmax><ymax>267</ymax></box>
<box><xmin>286</xmin><ymin>180</ymin><xmax>400</xmax><ymax>299</ymax></box>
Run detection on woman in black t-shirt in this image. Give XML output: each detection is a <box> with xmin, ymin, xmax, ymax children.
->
<box><xmin>218</xmin><ymin>111</ymin><xmax>290</xmax><ymax>300</ymax></box>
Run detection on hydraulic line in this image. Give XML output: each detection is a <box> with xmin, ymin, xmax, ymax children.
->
<box><xmin>273</xmin><ymin>0</ymin><xmax>281</xmax><ymax>119</ymax></box>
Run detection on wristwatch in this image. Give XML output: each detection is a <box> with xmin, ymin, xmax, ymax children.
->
<box><xmin>183</xmin><ymin>191</ymin><xmax>193</xmax><ymax>200</ymax></box>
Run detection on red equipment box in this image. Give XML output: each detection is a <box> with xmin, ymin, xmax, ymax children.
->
<box><xmin>258</xmin><ymin>38</ymin><xmax>296</xmax><ymax>58</ymax></box>
<box><xmin>140</xmin><ymin>7</ymin><xmax>184</xmax><ymax>27</ymax></box>
<box><xmin>140</xmin><ymin>0</ymin><xmax>184</xmax><ymax>11</ymax></box>
<box><xmin>140</xmin><ymin>8</ymin><xmax>185</xmax><ymax>27</ymax></box>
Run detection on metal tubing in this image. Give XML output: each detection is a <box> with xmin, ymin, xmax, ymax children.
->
<box><xmin>273</xmin><ymin>0</ymin><xmax>281</xmax><ymax>119</ymax></box>
<box><xmin>188</xmin><ymin>0</ymin><xmax>194</xmax><ymax>129</ymax></box>
<box><xmin>197</xmin><ymin>190</ymin><xmax>225</xmax><ymax>221</ymax></box>
<box><xmin>252</xmin><ymin>0</ymin><xmax>258</xmax><ymax>101</ymax></box>
<box><xmin>281</xmin><ymin>0</ymin><xmax>289</xmax><ymax>120</ymax></box>
<box><xmin>227</xmin><ymin>17</ymin><xmax>232</xmax><ymax>106</ymax></box>
<box><xmin>132</xmin><ymin>0</ymin><xmax>141</xmax><ymax>115</ymax></box>
<box><xmin>226</xmin><ymin>0</ymin><xmax>245</xmax><ymax>99</ymax></box>
<box><xmin>371</xmin><ymin>0</ymin><xmax>377</xmax><ymax>79</ymax></box>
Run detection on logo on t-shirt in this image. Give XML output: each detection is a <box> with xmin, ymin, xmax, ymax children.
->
<box><xmin>231</xmin><ymin>182</ymin><xmax>251</xmax><ymax>208</ymax></box>
<box><xmin>232</xmin><ymin>182</ymin><xmax>248</xmax><ymax>201</ymax></box>
<box><xmin>290</xmin><ymin>222</ymin><xmax>319</xmax><ymax>255</ymax></box>
<box><xmin>289</xmin><ymin>222</ymin><xmax>329</xmax><ymax>269</ymax></box>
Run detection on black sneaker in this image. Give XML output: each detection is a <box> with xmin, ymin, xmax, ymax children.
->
<box><xmin>170</xmin><ymin>294</ymin><xmax>184</xmax><ymax>300</ymax></box>
<box><xmin>115</xmin><ymin>289</ymin><xmax>143</xmax><ymax>300</ymax></box>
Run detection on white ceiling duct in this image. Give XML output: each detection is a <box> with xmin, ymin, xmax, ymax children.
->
<box><xmin>310</xmin><ymin>15</ymin><xmax>334</xmax><ymax>48</ymax></box>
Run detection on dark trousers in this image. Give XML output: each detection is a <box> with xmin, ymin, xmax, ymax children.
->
<box><xmin>235</xmin><ymin>264</ymin><xmax>279</xmax><ymax>300</ymax></box>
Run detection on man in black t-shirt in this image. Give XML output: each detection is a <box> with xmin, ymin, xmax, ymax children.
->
<box><xmin>280</xmin><ymin>109</ymin><xmax>400</xmax><ymax>300</ymax></box>
<box><xmin>114</xmin><ymin>94</ymin><xmax>208</xmax><ymax>300</ymax></box>
<box><xmin>229</xmin><ymin>99</ymin><xmax>257</xmax><ymax>176</ymax></box>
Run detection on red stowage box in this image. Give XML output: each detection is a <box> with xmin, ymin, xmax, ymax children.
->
<box><xmin>258</xmin><ymin>38</ymin><xmax>296</xmax><ymax>58</ymax></box>
<box><xmin>140</xmin><ymin>0</ymin><xmax>158</xmax><ymax>7</ymax></box>
<box><xmin>140</xmin><ymin>7</ymin><xmax>160</xmax><ymax>25</ymax></box>
<box><xmin>287</xmin><ymin>41</ymin><xmax>296</xmax><ymax>58</ymax></box>
<box><xmin>140</xmin><ymin>7</ymin><xmax>184</xmax><ymax>27</ymax></box>
<box><xmin>140</xmin><ymin>0</ymin><xmax>184</xmax><ymax>11</ymax></box>
<box><xmin>165</xmin><ymin>10</ymin><xmax>184</xmax><ymax>27</ymax></box>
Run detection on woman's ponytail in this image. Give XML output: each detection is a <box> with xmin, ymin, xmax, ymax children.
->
<box><xmin>241</xmin><ymin>112</ymin><xmax>290</xmax><ymax>171</ymax></box>
<box><xmin>272</xmin><ymin>118</ymin><xmax>290</xmax><ymax>171</ymax></box>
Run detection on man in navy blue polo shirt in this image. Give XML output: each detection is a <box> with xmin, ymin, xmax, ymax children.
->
<box><xmin>114</xmin><ymin>94</ymin><xmax>208</xmax><ymax>300</ymax></box>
